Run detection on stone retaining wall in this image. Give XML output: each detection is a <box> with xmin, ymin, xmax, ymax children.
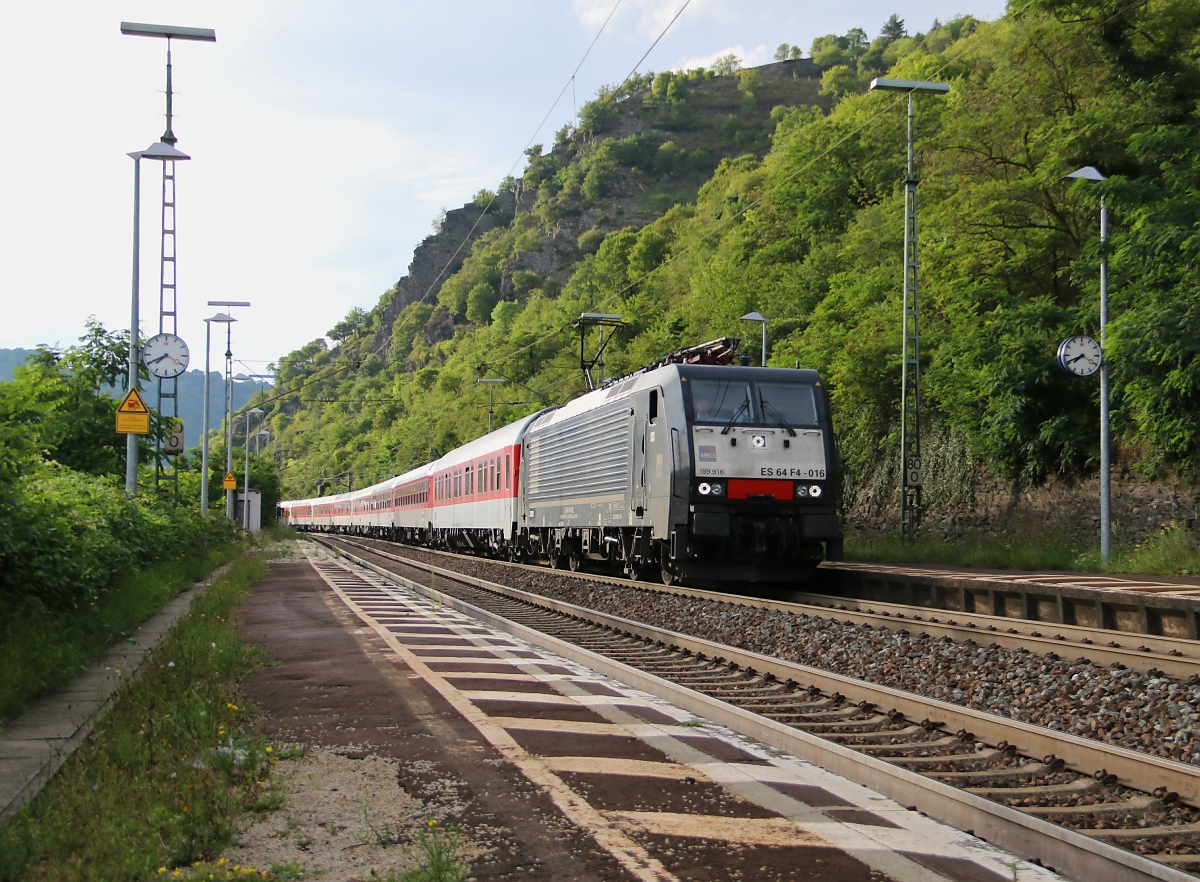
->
<box><xmin>845</xmin><ymin>472</ymin><xmax>1200</xmax><ymax>546</ymax></box>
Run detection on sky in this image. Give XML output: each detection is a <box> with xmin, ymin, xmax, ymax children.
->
<box><xmin>0</xmin><ymin>0</ymin><xmax>1007</xmax><ymax>372</ymax></box>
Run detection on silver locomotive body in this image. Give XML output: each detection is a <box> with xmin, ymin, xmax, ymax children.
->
<box><xmin>517</xmin><ymin>362</ymin><xmax>842</xmax><ymax>583</ymax></box>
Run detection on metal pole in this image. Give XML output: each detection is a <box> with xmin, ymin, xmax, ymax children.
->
<box><xmin>125</xmin><ymin>156</ymin><xmax>141</xmax><ymax>495</ymax></box>
<box><xmin>899</xmin><ymin>93</ymin><xmax>923</xmax><ymax>538</ymax></box>
<box><xmin>201</xmin><ymin>320</ymin><xmax>211</xmax><ymax>514</ymax></box>
<box><xmin>224</xmin><ymin>325</ymin><xmax>235</xmax><ymax>520</ymax></box>
<box><xmin>761</xmin><ymin>321</ymin><xmax>767</xmax><ymax>367</ymax></box>
<box><xmin>1099</xmin><ymin>197</ymin><xmax>1111</xmax><ymax>564</ymax></box>
<box><xmin>243</xmin><ymin>409</ymin><xmax>252</xmax><ymax>529</ymax></box>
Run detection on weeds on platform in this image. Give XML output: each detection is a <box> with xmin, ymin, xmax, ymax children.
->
<box><xmin>1076</xmin><ymin>522</ymin><xmax>1200</xmax><ymax>575</ymax></box>
<box><xmin>847</xmin><ymin>521</ymin><xmax>1200</xmax><ymax>576</ymax></box>
<box><xmin>845</xmin><ymin>530</ymin><xmax>1080</xmax><ymax>571</ymax></box>
<box><xmin>0</xmin><ymin>551</ymin><xmax>279</xmax><ymax>881</ymax></box>
<box><xmin>394</xmin><ymin>819</ymin><xmax>469</xmax><ymax>882</ymax></box>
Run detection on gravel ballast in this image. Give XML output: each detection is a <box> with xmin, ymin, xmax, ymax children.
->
<box><xmin>372</xmin><ymin>544</ymin><xmax>1200</xmax><ymax>767</ymax></box>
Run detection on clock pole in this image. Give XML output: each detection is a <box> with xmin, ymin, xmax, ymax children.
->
<box><xmin>1065</xmin><ymin>166</ymin><xmax>1111</xmax><ymax>565</ymax></box>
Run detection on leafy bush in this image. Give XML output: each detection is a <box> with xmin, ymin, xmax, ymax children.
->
<box><xmin>0</xmin><ymin>464</ymin><xmax>235</xmax><ymax>612</ymax></box>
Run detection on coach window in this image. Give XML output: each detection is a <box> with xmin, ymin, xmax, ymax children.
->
<box><xmin>649</xmin><ymin>389</ymin><xmax>658</xmax><ymax>422</ymax></box>
<box><xmin>505</xmin><ymin>454</ymin><xmax>511</xmax><ymax>489</ymax></box>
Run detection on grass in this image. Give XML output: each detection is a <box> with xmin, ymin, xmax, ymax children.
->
<box><xmin>0</xmin><ymin>550</ymin><xmax>279</xmax><ymax>881</ymax></box>
<box><xmin>0</xmin><ymin>543</ymin><xmax>248</xmax><ymax>725</ymax></box>
<box><xmin>846</xmin><ymin>521</ymin><xmax>1200</xmax><ymax>576</ymax></box>
<box><xmin>394</xmin><ymin>820</ymin><xmax>469</xmax><ymax>882</ymax></box>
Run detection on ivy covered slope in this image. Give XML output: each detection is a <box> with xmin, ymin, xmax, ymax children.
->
<box><xmin>269</xmin><ymin>1</ymin><xmax>1200</xmax><ymax>511</ymax></box>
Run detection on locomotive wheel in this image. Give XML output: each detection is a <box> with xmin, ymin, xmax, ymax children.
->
<box><xmin>660</xmin><ymin>548</ymin><xmax>679</xmax><ymax>587</ymax></box>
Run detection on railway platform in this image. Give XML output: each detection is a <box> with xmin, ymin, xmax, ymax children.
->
<box><xmin>814</xmin><ymin>561</ymin><xmax>1200</xmax><ymax>640</ymax></box>
<box><xmin>230</xmin><ymin>550</ymin><xmax>1066</xmax><ymax>881</ymax></box>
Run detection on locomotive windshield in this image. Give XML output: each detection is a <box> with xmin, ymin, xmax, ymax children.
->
<box><xmin>756</xmin><ymin>381</ymin><xmax>819</xmax><ymax>428</ymax></box>
<box><xmin>686</xmin><ymin>377</ymin><xmax>819</xmax><ymax>429</ymax></box>
<box><xmin>688</xmin><ymin>379</ymin><xmax>754</xmax><ymax>425</ymax></box>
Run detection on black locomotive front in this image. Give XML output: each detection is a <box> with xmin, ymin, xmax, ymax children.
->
<box><xmin>674</xmin><ymin>365</ymin><xmax>842</xmax><ymax>583</ymax></box>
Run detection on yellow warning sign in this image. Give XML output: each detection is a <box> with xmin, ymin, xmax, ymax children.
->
<box><xmin>115</xmin><ymin>388</ymin><xmax>151</xmax><ymax>435</ymax></box>
<box><xmin>222</xmin><ymin>472</ymin><xmax>237</xmax><ymax>490</ymax></box>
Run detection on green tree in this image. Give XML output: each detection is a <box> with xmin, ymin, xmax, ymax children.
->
<box><xmin>819</xmin><ymin>65</ymin><xmax>860</xmax><ymax>101</ymax></box>
<box><xmin>711</xmin><ymin>53</ymin><xmax>742</xmax><ymax>76</ymax></box>
<box><xmin>466</xmin><ymin>282</ymin><xmax>500</xmax><ymax>325</ymax></box>
<box><xmin>328</xmin><ymin>307</ymin><xmax>367</xmax><ymax>343</ymax></box>
<box><xmin>881</xmin><ymin>14</ymin><xmax>907</xmax><ymax>41</ymax></box>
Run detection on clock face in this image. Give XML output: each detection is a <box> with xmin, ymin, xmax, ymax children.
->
<box><xmin>142</xmin><ymin>333</ymin><xmax>190</xmax><ymax>378</ymax></box>
<box><xmin>1057</xmin><ymin>335</ymin><xmax>1101</xmax><ymax>377</ymax></box>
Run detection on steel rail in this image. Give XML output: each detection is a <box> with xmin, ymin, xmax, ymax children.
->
<box><xmin>334</xmin><ymin>535</ymin><xmax>1200</xmax><ymax>680</ymax></box>
<box><xmin>318</xmin><ymin>536</ymin><xmax>1196</xmax><ymax>882</ymax></box>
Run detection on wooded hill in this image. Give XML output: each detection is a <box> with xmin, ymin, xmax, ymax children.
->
<box><xmin>267</xmin><ymin>0</ymin><xmax>1200</xmax><ymax>520</ymax></box>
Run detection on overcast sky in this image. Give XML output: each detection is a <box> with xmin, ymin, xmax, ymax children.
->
<box><xmin>0</xmin><ymin>0</ymin><xmax>1006</xmax><ymax>370</ymax></box>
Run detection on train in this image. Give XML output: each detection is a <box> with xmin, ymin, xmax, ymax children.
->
<box><xmin>280</xmin><ymin>339</ymin><xmax>843</xmax><ymax>586</ymax></box>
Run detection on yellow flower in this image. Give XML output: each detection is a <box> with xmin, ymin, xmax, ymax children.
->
<box><xmin>227</xmin><ymin>703</ymin><xmax>239</xmax><ymax>711</ymax></box>
<box><xmin>428</xmin><ymin>818</ymin><xmax>437</xmax><ymax>828</ymax></box>
<box><xmin>217</xmin><ymin>858</ymin><xmax>226</xmax><ymax>867</ymax></box>
<box><xmin>157</xmin><ymin>869</ymin><xmax>166</xmax><ymax>875</ymax></box>
<box><xmin>264</xmin><ymin>747</ymin><xmax>272</xmax><ymax>753</ymax></box>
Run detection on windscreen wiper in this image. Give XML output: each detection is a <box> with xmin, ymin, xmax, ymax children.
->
<box><xmin>720</xmin><ymin>399</ymin><xmax>750</xmax><ymax>435</ymax></box>
<box><xmin>759</xmin><ymin>397</ymin><xmax>796</xmax><ymax>436</ymax></box>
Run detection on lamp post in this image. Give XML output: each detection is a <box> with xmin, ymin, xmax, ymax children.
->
<box><xmin>869</xmin><ymin>77</ymin><xmax>950</xmax><ymax>538</ymax></box>
<box><xmin>242</xmin><ymin>407</ymin><xmax>264</xmax><ymax>529</ymax></box>
<box><xmin>739</xmin><ymin>312</ymin><xmax>768</xmax><ymax>366</ymax></box>
<box><xmin>124</xmin><ymin>141</ymin><xmax>191</xmax><ymax>496</ymax></box>
<box><xmin>208</xmin><ymin>300</ymin><xmax>250</xmax><ymax>520</ymax></box>
<box><xmin>476</xmin><ymin>378</ymin><xmax>506</xmax><ymax>430</ymax></box>
<box><xmin>1066</xmin><ymin>165</ymin><xmax>1112</xmax><ymax>564</ymax></box>
<box><xmin>200</xmin><ymin>312</ymin><xmax>235</xmax><ymax>514</ymax></box>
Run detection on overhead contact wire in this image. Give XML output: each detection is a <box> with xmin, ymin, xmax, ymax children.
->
<box><xmin>411</xmin><ymin>0</ymin><xmax>627</xmax><ymax>311</ymax></box>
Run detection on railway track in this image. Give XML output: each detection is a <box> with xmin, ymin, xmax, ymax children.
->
<box><xmin>315</xmin><ymin>534</ymin><xmax>1200</xmax><ymax>880</ymax></box>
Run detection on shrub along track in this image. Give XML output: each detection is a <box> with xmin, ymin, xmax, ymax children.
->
<box><xmin>318</xmin><ymin>534</ymin><xmax>1200</xmax><ymax>880</ymax></box>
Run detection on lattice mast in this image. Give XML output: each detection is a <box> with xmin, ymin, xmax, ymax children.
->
<box><xmin>154</xmin><ymin>40</ymin><xmax>181</xmax><ymax>501</ymax></box>
<box><xmin>899</xmin><ymin>93</ymin><xmax>923</xmax><ymax>537</ymax></box>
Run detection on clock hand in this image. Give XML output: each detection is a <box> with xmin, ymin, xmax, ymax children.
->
<box><xmin>147</xmin><ymin>353</ymin><xmax>171</xmax><ymax>364</ymax></box>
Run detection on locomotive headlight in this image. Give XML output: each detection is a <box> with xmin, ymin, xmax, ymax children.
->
<box><xmin>698</xmin><ymin>482</ymin><xmax>712</xmax><ymax>495</ymax></box>
<box><xmin>711</xmin><ymin>483</ymin><xmax>723</xmax><ymax>496</ymax></box>
<box><xmin>809</xmin><ymin>484</ymin><xmax>823</xmax><ymax>498</ymax></box>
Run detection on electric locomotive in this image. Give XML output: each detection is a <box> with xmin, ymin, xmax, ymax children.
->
<box><xmin>516</xmin><ymin>339</ymin><xmax>841</xmax><ymax>583</ymax></box>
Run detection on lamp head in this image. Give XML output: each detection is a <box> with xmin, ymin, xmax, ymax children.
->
<box><xmin>130</xmin><ymin>140</ymin><xmax>191</xmax><ymax>162</ymax></box>
<box><xmin>869</xmin><ymin>77</ymin><xmax>950</xmax><ymax>95</ymax></box>
<box><xmin>120</xmin><ymin>22</ymin><xmax>217</xmax><ymax>42</ymax></box>
<box><xmin>740</xmin><ymin>311</ymin><xmax>767</xmax><ymax>323</ymax></box>
<box><xmin>1066</xmin><ymin>166</ymin><xmax>1107</xmax><ymax>182</ymax></box>
<box><xmin>205</xmin><ymin>312</ymin><xmax>236</xmax><ymax>324</ymax></box>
